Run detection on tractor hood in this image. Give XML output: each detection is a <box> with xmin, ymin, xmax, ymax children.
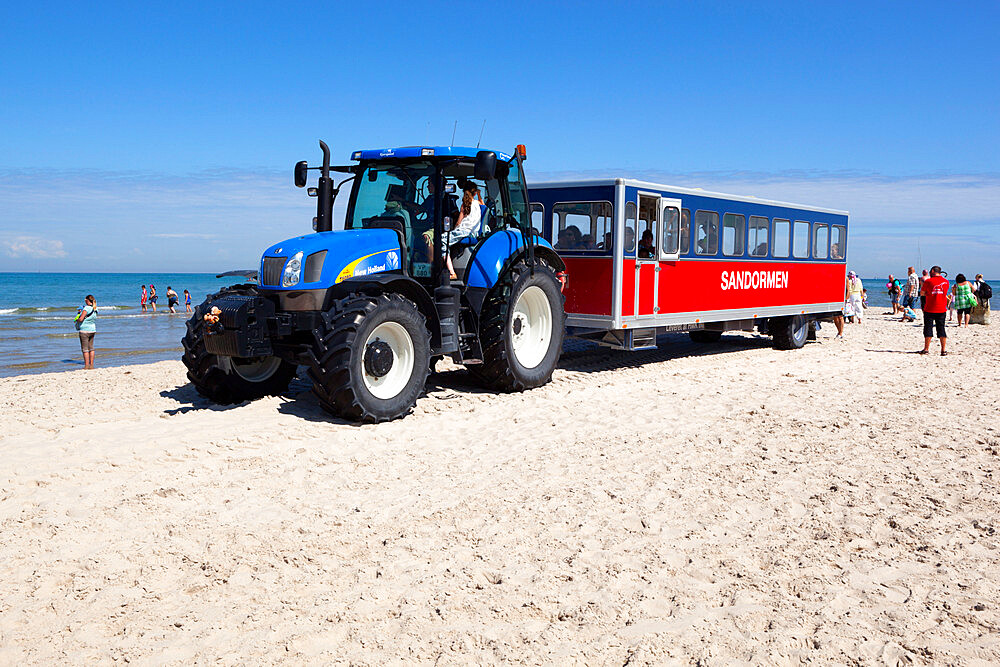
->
<box><xmin>257</xmin><ymin>228</ymin><xmax>402</xmax><ymax>290</ymax></box>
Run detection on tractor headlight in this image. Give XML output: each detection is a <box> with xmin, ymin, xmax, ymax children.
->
<box><xmin>281</xmin><ymin>251</ymin><xmax>303</xmax><ymax>287</ymax></box>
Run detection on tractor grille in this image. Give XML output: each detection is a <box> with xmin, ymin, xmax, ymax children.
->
<box><xmin>260</xmin><ymin>256</ymin><xmax>286</xmax><ymax>286</ymax></box>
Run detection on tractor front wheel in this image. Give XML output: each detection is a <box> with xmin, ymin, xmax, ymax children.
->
<box><xmin>306</xmin><ymin>293</ymin><xmax>431</xmax><ymax>422</ymax></box>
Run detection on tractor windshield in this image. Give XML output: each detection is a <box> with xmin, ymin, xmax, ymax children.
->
<box><xmin>346</xmin><ymin>161</ymin><xmax>434</xmax><ymax>233</ymax></box>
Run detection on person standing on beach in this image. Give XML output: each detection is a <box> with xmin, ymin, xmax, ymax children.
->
<box><xmin>919</xmin><ymin>269</ymin><xmax>928</xmax><ymax>311</ymax></box>
<box><xmin>920</xmin><ymin>266</ymin><xmax>949</xmax><ymax>356</ymax></box>
<box><xmin>952</xmin><ymin>274</ymin><xmax>976</xmax><ymax>328</ymax></box>
<box><xmin>74</xmin><ymin>294</ymin><xmax>98</xmax><ymax>369</ymax></box>
<box><xmin>845</xmin><ymin>271</ymin><xmax>864</xmax><ymax>324</ymax></box>
<box><xmin>141</xmin><ymin>285</ymin><xmax>148</xmax><ymax>313</ymax></box>
<box><xmin>974</xmin><ymin>274</ymin><xmax>991</xmax><ymax>308</ymax></box>
<box><xmin>166</xmin><ymin>286</ymin><xmax>179</xmax><ymax>313</ymax></box>
<box><xmin>184</xmin><ymin>289</ymin><xmax>192</xmax><ymax>313</ymax></box>
<box><xmin>903</xmin><ymin>267</ymin><xmax>919</xmax><ymax>310</ymax></box>
<box><xmin>149</xmin><ymin>284</ymin><xmax>157</xmax><ymax>312</ymax></box>
<box><xmin>886</xmin><ymin>274</ymin><xmax>902</xmax><ymax>314</ymax></box>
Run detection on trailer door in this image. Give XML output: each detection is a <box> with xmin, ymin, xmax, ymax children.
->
<box><xmin>635</xmin><ymin>193</ymin><xmax>660</xmax><ymax>317</ymax></box>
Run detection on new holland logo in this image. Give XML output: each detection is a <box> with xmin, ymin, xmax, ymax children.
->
<box><xmin>386</xmin><ymin>251</ymin><xmax>399</xmax><ymax>270</ymax></box>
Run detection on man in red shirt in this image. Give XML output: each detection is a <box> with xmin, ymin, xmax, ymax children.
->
<box><xmin>920</xmin><ymin>265</ymin><xmax>949</xmax><ymax>355</ymax></box>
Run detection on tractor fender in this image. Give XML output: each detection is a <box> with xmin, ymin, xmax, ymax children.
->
<box><xmin>332</xmin><ymin>274</ymin><xmax>440</xmax><ymax>342</ymax></box>
<box><xmin>465</xmin><ymin>230</ymin><xmax>564</xmax><ymax>290</ymax></box>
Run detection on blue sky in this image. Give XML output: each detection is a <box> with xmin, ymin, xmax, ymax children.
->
<box><xmin>1</xmin><ymin>1</ymin><xmax>998</xmax><ymax>277</ymax></box>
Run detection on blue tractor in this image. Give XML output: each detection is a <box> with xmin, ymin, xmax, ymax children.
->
<box><xmin>182</xmin><ymin>142</ymin><xmax>566</xmax><ymax>421</ymax></box>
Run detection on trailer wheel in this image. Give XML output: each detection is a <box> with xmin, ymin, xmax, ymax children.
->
<box><xmin>770</xmin><ymin>315</ymin><xmax>809</xmax><ymax>350</ymax></box>
<box><xmin>306</xmin><ymin>293</ymin><xmax>430</xmax><ymax>422</ymax></box>
<box><xmin>471</xmin><ymin>261</ymin><xmax>565</xmax><ymax>391</ymax></box>
<box><xmin>181</xmin><ymin>291</ymin><xmax>297</xmax><ymax>404</ymax></box>
<box><xmin>689</xmin><ymin>330</ymin><xmax>722</xmax><ymax>343</ymax></box>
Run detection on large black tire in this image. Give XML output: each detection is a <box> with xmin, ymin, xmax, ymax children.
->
<box><xmin>470</xmin><ymin>261</ymin><xmax>566</xmax><ymax>392</ymax></box>
<box><xmin>306</xmin><ymin>293</ymin><xmax>431</xmax><ymax>422</ymax></box>
<box><xmin>770</xmin><ymin>314</ymin><xmax>809</xmax><ymax>350</ymax></box>
<box><xmin>181</xmin><ymin>290</ymin><xmax>297</xmax><ymax>404</ymax></box>
<box><xmin>689</xmin><ymin>329</ymin><xmax>723</xmax><ymax>343</ymax></box>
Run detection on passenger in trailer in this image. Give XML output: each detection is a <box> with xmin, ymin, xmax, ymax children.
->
<box><xmin>638</xmin><ymin>230</ymin><xmax>655</xmax><ymax>258</ymax></box>
<box><xmin>557</xmin><ymin>226</ymin><xmax>582</xmax><ymax>250</ymax></box>
<box><xmin>624</xmin><ymin>227</ymin><xmax>636</xmax><ymax>254</ymax></box>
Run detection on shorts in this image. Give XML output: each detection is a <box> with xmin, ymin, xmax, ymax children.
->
<box><xmin>902</xmin><ymin>294</ymin><xmax>915</xmax><ymax>308</ymax></box>
<box><xmin>169</xmin><ymin>298</ymin><xmax>178</xmax><ymax>307</ymax></box>
<box><xmin>957</xmin><ymin>307</ymin><xmax>972</xmax><ymax>317</ymax></box>
<box><xmin>923</xmin><ymin>311</ymin><xmax>947</xmax><ymax>339</ymax></box>
<box><xmin>79</xmin><ymin>331</ymin><xmax>95</xmax><ymax>352</ymax></box>
<box><xmin>150</xmin><ymin>296</ymin><xmax>158</xmax><ymax>303</ymax></box>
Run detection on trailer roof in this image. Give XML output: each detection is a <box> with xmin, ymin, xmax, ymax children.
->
<box><xmin>350</xmin><ymin>146</ymin><xmax>512</xmax><ymax>161</ymax></box>
<box><xmin>529</xmin><ymin>178</ymin><xmax>849</xmax><ymax>216</ymax></box>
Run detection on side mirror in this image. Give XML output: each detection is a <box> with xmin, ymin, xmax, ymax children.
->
<box><xmin>294</xmin><ymin>161</ymin><xmax>308</xmax><ymax>188</ymax></box>
<box><xmin>474</xmin><ymin>151</ymin><xmax>497</xmax><ymax>181</ymax></box>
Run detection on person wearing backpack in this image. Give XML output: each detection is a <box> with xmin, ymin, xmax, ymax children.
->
<box><xmin>975</xmin><ymin>274</ymin><xmax>992</xmax><ymax>307</ymax></box>
<box><xmin>74</xmin><ymin>294</ymin><xmax>98</xmax><ymax>369</ymax></box>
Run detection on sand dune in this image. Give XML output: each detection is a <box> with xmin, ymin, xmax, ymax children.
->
<box><xmin>1</xmin><ymin>314</ymin><xmax>998</xmax><ymax>664</ymax></box>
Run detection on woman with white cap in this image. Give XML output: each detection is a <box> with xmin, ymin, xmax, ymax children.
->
<box><xmin>845</xmin><ymin>271</ymin><xmax>864</xmax><ymax>324</ymax></box>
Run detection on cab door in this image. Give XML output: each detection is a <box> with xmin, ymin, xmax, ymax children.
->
<box><xmin>634</xmin><ymin>193</ymin><xmax>660</xmax><ymax>317</ymax></box>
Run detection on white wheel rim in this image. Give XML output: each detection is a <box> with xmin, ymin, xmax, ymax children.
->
<box><xmin>364</xmin><ymin>322</ymin><xmax>415</xmax><ymax>399</ymax></box>
<box><xmin>510</xmin><ymin>285</ymin><xmax>553</xmax><ymax>369</ymax></box>
<box><xmin>231</xmin><ymin>356</ymin><xmax>282</xmax><ymax>383</ymax></box>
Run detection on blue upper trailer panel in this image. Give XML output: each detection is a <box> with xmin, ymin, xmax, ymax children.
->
<box><xmin>351</xmin><ymin>146</ymin><xmax>512</xmax><ymax>161</ymax></box>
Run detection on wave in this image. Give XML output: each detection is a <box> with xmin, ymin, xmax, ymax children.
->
<box><xmin>0</xmin><ymin>305</ymin><xmax>131</xmax><ymax>315</ymax></box>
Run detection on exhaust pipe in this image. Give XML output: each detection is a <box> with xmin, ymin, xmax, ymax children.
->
<box><xmin>315</xmin><ymin>140</ymin><xmax>333</xmax><ymax>233</ymax></box>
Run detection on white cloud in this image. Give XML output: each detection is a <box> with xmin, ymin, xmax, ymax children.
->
<box><xmin>151</xmin><ymin>233</ymin><xmax>218</xmax><ymax>239</ymax></box>
<box><xmin>3</xmin><ymin>236</ymin><xmax>67</xmax><ymax>258</ymax></box>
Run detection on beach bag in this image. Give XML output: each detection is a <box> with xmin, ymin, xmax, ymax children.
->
<box><xmin>978</xmin><ymin>282</ymin><xmax>993</xmax><ymax>300</ymax></box>
<box><xmin>971</xmin><ymin>303</ymin><xmax>990</xmax><ymax>325</ymax></box>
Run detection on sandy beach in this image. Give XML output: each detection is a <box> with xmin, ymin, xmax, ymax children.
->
<box><xmin>1</xmin><ymin>313</ymin><xmax>998</xmax><ymax>664</ymax></box>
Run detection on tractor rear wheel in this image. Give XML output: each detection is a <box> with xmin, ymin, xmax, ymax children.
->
<box><xmin>470</xmin><ymin>261</ymin><xmax>565</xmax><ymax>391</ymax></box>
<box><xmin>770</xmin><ymin>314</ymin><xmax>809</xmax><ymax>350</ymax></box>
<box><xmin>306</xmin><ymin>293</ymin><xmax>431</xmax><ymax>422</ymax></box>
<box><xmin>181</xmin><ymin>290</ymin><xmax>297</xmax><ymax>404</ymax></box>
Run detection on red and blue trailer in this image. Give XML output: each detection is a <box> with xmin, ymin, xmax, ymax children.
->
<box><xmin>528</xmin><ymin>178</ymin><xmax>848</xmax><ymax>349</ymax></box>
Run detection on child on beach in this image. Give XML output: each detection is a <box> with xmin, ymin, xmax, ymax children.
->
<box><xmin>166</xmin><ymin>287</ymin><xmax>179</xmax><ymax>313</ymax></box>
<box><xmin>74</xmin><ymin>294</ymin><xmax>97</xmax><ymax>369</ymax></box>
<box><xmin>141</xmin><ymin>285</ymin><xmax>147</xmax><ymax>313</ymax></box>
<box><xmin>184</xmin><ymin>289</ymin><xmax>192</xmax><ymax>313</ymax></box>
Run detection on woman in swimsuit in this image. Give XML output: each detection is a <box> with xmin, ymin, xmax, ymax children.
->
<box><xmin>184</xmin><ymin>289</ymin><xmax>192</xmax><ymax>313</ymax></box>
<box><xmin>149</xmin><ymin>284</ymin><xmax>157</xmax><ymax>312</ymax></box>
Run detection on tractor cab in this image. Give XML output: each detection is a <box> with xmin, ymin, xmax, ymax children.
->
<box><xmin>341</xmin><ymin>146</ymin><xmax>534</xmax><ymax>288</ymax></box>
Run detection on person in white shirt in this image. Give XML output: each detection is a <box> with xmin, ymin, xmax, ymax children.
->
<box><xmin>443</xmin><ymin>180</ymin><xmax>484</xmax><ymax>280</ymax></box>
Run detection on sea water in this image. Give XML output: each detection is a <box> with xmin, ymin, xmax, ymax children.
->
<box><xmin>0</xmin><ymin>273</ymin><xmax>994</xmax><ymax>377</ymax></box>
<box><xmin>0</xmin><ymin>273</ymin><xmax>239</xmax><ymax>376</ymax></box>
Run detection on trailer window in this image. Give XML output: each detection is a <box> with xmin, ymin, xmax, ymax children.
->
<box><xmin>553</xmin><ymin>201</ymin><xmax>613</xmax><ymax>252</ymax></box>
<box><xmin>813</xmin><ymin>224</ymin><xmax>829</xmax><ymax>259</ymax></box>
<box><xmin>722</xmin><ymin>213</ymin><xmax>745</xmax><ymax>256</ymax></box>
<box><xmin>694</xmin><ymin>210</ymin><xmax>719</xmax><ymax>255</ymax></box>
<box><xmin>831</xmin><ymin>225</ymin><xmax>846</xmax><ymax>259</ymax></box>
<box><xmin>793</xmin><ymin>220</ymin><xmax>810</xmax><ymax>258</ymax></box>
<box><xmin>624</xmin><ymin>201</ymin><xmax>637</xmax><ymax>256</ymax></box>
<box><xmin>680</xmin><ymin>209</ymin><xmax>690</xmax><ymax>254</ymax></box>
<box><xmin>772</xmin><ymin>219</ymin><xmax>790</xmax><ymax>257</ymax></box>
<box><xmin>530</xmin><ymin>203</ymin><xmax>544</xmax><ymax>235</ymax></box>
<box><xmin>749</xmin><ymin>216</ymin><xmax>769</xmax><ymax>256</ymax></box>
<box><xmin>661</xmin><ymin>205</ymin><xmax>679</xmax><ymax>257</ymax></box>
